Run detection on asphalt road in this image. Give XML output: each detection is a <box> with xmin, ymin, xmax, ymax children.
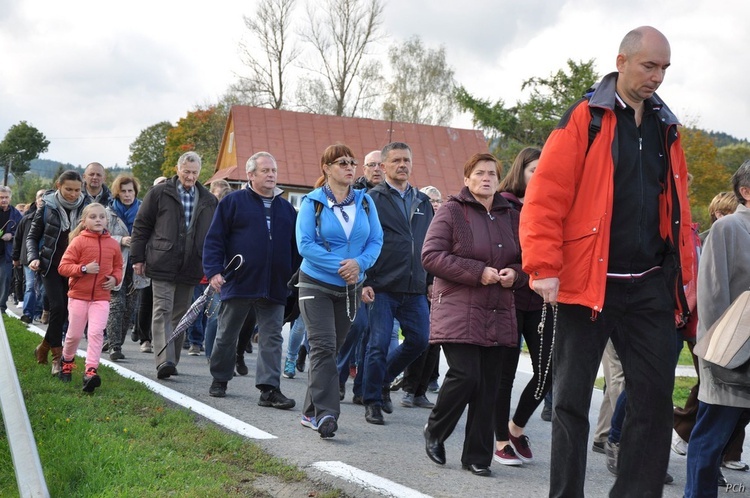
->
<box><xmin>10</xmin><ymin>306</ymin><xmax>750</xmax><ymax>498</ymax></box>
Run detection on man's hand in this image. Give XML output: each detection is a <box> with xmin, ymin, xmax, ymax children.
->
<box><xmin>29</xmin><ymin>259</ymin><xmax>40</xmax><ymax>272</ymax></box>
<box><xmin>362</xmin><ymin>286</ymin><xmax>375</xmax><ymax>303</ymax></box>
<box><xmin>12</xmin><ymin>260</ymin><xmax>20</xmax><ymax>268</ymax></box>
<box><xmin>1</xmin><ymin>233</ymin><xmax>12</xmax><ymax>242</ymax></box>
<box><xmin>210</xmin><ymin>273</ymin><xmax>225</xmax><ymax>293</ymax></box>
<box><xmin>533</xmin><ymin>277</ymin><xmax>560</xmax><ymax>305</ymax></box>
<box><xmin>133</xmin><ymin>262</ymin><xmax>144</xmax><ymax>276</ymax></box>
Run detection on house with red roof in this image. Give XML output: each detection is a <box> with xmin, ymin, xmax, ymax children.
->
<box><xmin>207</xmin><ymin>106</ymin><xmax>489</xmax><ymax>208</ymax></box>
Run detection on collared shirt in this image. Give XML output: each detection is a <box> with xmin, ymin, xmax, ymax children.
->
<box><xmin>607</xmin><ymin>92</ymin><xmax>668</xmax><ymax>274</ymax></box>
<box><xmin>177</xmin><ymin>183</ymin><xmax>195</xmax><ymax>228</ymax></box>
<box><xmin>384</xmin><ymin>180</ymin><xmax>413</xmax><ymax>221</ymax></box>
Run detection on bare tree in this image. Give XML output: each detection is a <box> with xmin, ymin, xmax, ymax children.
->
<box><xmin>382</xmin><ymin>36</ymin><xmax>456</xmax><ymax>126</ymax></box>
<box><xmin>297</xmin><ymin>0</ymin><xmax>384</xmax><ymax>116</ymax></box>
<box><xmin>234</xmin><ymin>0</ymin><xmax>301</xmax><ymax>109</ymax></box>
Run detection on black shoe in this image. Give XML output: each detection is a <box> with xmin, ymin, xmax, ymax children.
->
<box><xmin>462</xmin><ymin>463</ymin><xmax>491</xmax><ymax>477</ymax></box>
<box><xmin>718</xmin><ymin>469</ymin><xmax>728</xmax><ymax>487</ymax></box>
<box><xmin>352</xmin><ymin>394</ymin><xmax>364</xmax><ymax>405</ymax></box>
<box><xmin>381</xmin><ymin>387</ymin><xmax>393</xmax><ymax>414</ymax></box>
<box><xmin>20</xmin><ymin>314</ymin><xmax>32</xmax><ymax>324</ymax></box>
<box><xmin>82</xmin><ymin>367</ymin><xmax>101</xmax><ymax>393</ymax></box>
<box><xmin>258</xmin><ymin>388</ymin><xmax>295</xmax><ymax>409</ymax></box>
<box><xmin>664</xmin><ymin>471</ymin><xmax>673</xmax><ymax>485</ymax></box>
<box><xmin>109</xmin><ymin>349</ymin><xmax>125</xmax><ymax>361</ymax></box>
<box><xmin>541</xmin><ymin>403</ymin><xmax>552</xmax><ymax>422</ymax></box>
<box><xmin>235</xmin><ymin>355</ymin><xmax>249</xmax><ymax>376</ymax></box>
<box><xmin>157</xmin><ymin>361</ymin><xmax>177</xmax><ymax>379</ymax></box>
<box><xmin>130</xmin><ymin>327</ymin><xmax>138</xmax><ymax>342</ymax></box>
<box><xmin>245</xmin><ymin>341</ymin><xmax>253</xmax><ymax>354</ymax></box>
<box><xmin>339</xmin><ymin>383</ymin><xmax>346</xmax><ymax>401</ymax></box>
<box><xmin>592</xmin><ymin>441</ymin><xmax>605</xmax><ymax>454</ymax></box>
<box><xmin>209</xmin><ymin>380</ymin><xmax>227</xmax><ymax>398</ymax></box>
<box><xmin>424</xmin><ymin>424</ymin><xmax>445</xmax><ymax>465</ymax></box>
<box><xmin>296</xmin><ymin>346</ymin><xmax>307</xmax><ymax>372</ymax></box>
<box><xmin>365</xmin><ymin>404</ymin><xmax>384</xmax><ymax>425</ymax></box>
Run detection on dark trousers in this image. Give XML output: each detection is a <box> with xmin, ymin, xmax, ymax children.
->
<box><xmin>550</xmin><ymin>273</ymin><xmax>675</xmax><ymax>498</ymax></box>
<box><xmin>43</xmin><ymin>271</ymin><xmax>68</xmax><ymax>347</ymax></box>
<box><xmin>136</xmin><ymin>284</ymin><xmax>153</xmax><ymax>344</ymax></box>
<box><xmin>403</xmin><ymin>344</ymin><xmax>441</xmax><ymax>397</ymax></box>
<box><xmin>427</xmin><ymin>343</ymin><xmax>505</xmax><ymax>467</ymax></box>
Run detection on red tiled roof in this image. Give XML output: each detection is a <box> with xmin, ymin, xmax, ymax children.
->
<box><xmin>212</xmin><ymin>106</ymin><xmax>490</xmax><ymax>198</ymax></box>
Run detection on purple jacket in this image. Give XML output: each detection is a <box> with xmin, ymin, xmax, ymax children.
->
<box><xmin>422</xmin><ymin>187</ymin><xmax>527</xmax><ymax>348</ymax></box>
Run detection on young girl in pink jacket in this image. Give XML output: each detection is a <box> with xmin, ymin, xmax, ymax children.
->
<box><xmin>57</xmin><ymin>203</ymin><xmax>123</xmax><ymax>392</ymax></box>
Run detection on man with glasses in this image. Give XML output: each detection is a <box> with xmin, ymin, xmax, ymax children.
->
<box><xmin>353</xmin><ymin>150</ymin><xmax>383</xmax><ymax>190</ymax></box>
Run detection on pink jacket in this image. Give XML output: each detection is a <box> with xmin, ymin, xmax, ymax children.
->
<box><xmin>58</xmin><ymin>229</ymin><xmax>123</xmax><ymax>302</ymax></box>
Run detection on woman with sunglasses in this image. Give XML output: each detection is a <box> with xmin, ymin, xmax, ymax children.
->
<box><xmin>295</xmin><ymin>144</ymin><xmax>383</xmax><ymax>438</ymax></box>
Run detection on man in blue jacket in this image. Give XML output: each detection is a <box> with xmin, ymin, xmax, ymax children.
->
<box><xmin>0</xmin><ymin>186</ymin><xmax>23</xmax><ymax>314</ymax></box>
<box><xmin>204</xmin><ymin>151</ymin><xmax>300</xmax><ymax>409</ymax></box>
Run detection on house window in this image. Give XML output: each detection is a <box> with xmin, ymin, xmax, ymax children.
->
<box><xmin>288</xmin><ymin>192</ymin><xmax>305</xmax><ymax>211</ymax></box>
<box><xmin>228</xmin><ymin>132</ymin><xmax>234</xmax><ymax>153</ymax></box>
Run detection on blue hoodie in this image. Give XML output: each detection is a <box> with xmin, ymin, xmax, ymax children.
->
<box><xmin>296</xmin><ymin>188</ymin><xmax>383</xmax><ymax>287</ymax></box>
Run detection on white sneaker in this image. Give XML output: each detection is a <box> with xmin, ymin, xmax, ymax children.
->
<box><xmin>671</xmin><ymin>430</ymin><xmax>688</xmax><ymax>456</ymax></box>
<box><xmin>140</xmin><ymin>341</ymin><xmax>153</xmax><ymax>353</ymax></box>
<box><xmin>722</xmin><ymin>460</ymin><xmax>749</xmax><ymax>471</ymax></box>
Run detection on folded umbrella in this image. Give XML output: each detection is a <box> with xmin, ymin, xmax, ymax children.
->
<box><xmin>157</xmin><ymin>254</ymin><xmax>244</xmax><ymax>356</ymax></box>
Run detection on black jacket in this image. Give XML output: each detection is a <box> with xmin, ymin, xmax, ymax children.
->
<box><xmin>13</xmin><ymin>203</ymin><xmax>37</xmax><ymax>266</ymax></box>
<box><xmin>131</xmin><ymin>176</ymin><xmax>217</xmax><ymax>284</ymax></box>
<box><xmin>26</xmin><ymin>191</ymin><xmax>91</xmax><ymax>276</ymax></box>
<box><xmin>366</xmin><ymin>181</ymin><xmax>433</xmax><ymax>294</ymax></box>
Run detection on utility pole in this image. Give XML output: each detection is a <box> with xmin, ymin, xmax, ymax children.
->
<box><xmin>3</xmin><ymin>149</ymin><xmax>26</xmax><ymax>186</ymax></box>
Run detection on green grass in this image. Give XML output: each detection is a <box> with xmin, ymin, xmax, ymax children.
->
<box><xmin>594</xmin><ymin>376</ymin><xmax>695</xmax><ymax>409</ymax></box>
<box><xmin>0</xmin><ymin>319</ymin><xmax>326</xmax><ymax>498</ymax></box>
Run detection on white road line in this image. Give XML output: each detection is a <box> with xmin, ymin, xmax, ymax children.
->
<box><xmin>13</xmin><ymin>312</ymin><xmax>275</xmax><ymax>440</ymax></box>
<box><xmin>310</xmin><ymin>461</ymin><xmax>433</xmax><ymax>498</ymax></box>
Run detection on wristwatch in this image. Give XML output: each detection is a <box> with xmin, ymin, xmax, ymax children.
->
<box><xmin>81</xmin><ymin>265</ymin><xmax>87</xmax><ymax>274</ymax></box>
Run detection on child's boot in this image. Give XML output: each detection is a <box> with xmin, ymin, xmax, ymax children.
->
<box><xmin>59</xmin><ymin>357</ymin><xmax>75</xmax><ymax>382</ymax></box>
<box><xmin>82</xmin><ymin>367</ymin><xmax>101</xmax><ymax>393</ymax></box>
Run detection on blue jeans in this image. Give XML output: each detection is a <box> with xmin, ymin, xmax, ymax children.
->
<box><xmin>203</xmin><ymin>292</ymin><xmax>221</xmax><ymax>359</ymax></box>
<box><xmin>362</xmin><ymin>292</ymin><xmax>429</xmax><ymax>406</ymax></box>
<box><xmin>337</xmin><ymin>302</ymin><xmax>368</xmax><ymax>386</ymax></box>
<box><xmin>187</xmin><ymin>284</ymin><xmax>208</xmax><ymax>347</ymax></box>
<box><xmin>550</xmin><ymin>274</ymin><xmax>676</xmax><ymax>497</ymax></box>
<box><xmin>22</xmin><ymin>266</ymin><xmax>39</xmax><ymax>320</ymax></box>
<box><xmin>285</xmin><ymin>316</ymin><xmax>307</xmax><ymax>361</ymax></box>
<box><xmin>685</xmin><ymin>402</ymin><xmax>747</xmax><ymax>497</ymax></box>
<box><xmin>0</xmin><ymin>260</ymin><xmax>11</xmax><ymax>310</ymax></box>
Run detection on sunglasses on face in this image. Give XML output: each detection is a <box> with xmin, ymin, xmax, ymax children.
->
<box><xmin>329</xmin><ymin>158</ymin><xmax>358</xmax><ymax>167</ymax></box>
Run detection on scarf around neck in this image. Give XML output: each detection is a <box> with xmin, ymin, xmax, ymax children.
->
<box><xmin>323</xmin><ymin>184</ymin><xmax>355</xmax><ymax>222</ymax></box>
<box><xmin>55</xmin><ymin>191</ymin><xmax>85</xmax><ymax>231</ymax></box>
<box><xmin>112</xmin><ymin>198</ymin><xmax>141</xmax><ymax>234</ymax></box>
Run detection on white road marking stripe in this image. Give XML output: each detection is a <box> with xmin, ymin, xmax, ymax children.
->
<box><xmin>311</xmin><ymin>461</ymin><xmax>433</xmax><ymax>498</ymax></box>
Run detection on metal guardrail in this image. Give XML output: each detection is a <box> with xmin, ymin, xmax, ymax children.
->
<box><xmin>0</xmin><ymin>317</ymin><xmax>49</xmax><ymax>497</ymax></box>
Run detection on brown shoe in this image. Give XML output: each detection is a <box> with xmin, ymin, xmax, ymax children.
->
<box><xmin>34</xmin><ymin>340</ymin><xmax>50</xmax><ymax>364</ymax></box>
<box><xmin>40</xmin><ymin>310</ymin><xmax>50</xmax><ymax>324</ymax></box>
<box><xmin>50</xmin><ymin>347</ymin><xmax>63</xmax><ymax>376</ymax></box>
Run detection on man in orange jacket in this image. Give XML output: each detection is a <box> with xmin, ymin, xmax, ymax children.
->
<box><xmin>520</xmin><ymin>26</ymin><xmax>693</xmax><ymax>497</ymax></box>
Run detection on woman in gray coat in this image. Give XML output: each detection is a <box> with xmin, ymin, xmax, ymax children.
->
<box><xmin>685</xmin><ymin>160</ymin><xmax>750</xmax><ymax>497</ymax></box>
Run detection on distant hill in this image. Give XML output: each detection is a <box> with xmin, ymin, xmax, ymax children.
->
<box><xmin>28</xmin><ymin>159</ymin><xmax>131</xmax><ymax>180</ymax></box>
<box><xmin>703</xmin><ymin>130</ymin><xmax>749</xmax><ymax>148</ymax></box>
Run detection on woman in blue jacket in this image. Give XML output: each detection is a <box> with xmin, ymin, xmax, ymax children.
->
<box><xmin>296</xmin><ymin>143</ymin><xmax>383</xmax><ymax>438</ymax></box>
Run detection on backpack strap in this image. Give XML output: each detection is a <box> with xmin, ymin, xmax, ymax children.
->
<box><xmin>587</xmin><ymin>105</ymin><xmax>604</xmax><ymax>154</ymax></box>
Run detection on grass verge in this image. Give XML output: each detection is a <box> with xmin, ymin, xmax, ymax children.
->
<box><xmin>0</xmin><ymin>319</ymin><xmax>339</xmax><ymax>498</ymax></box>
<box><xmin>594</xmin><ymin>376</ymin><xmax>695</xmax><ymax>409</ymax></box>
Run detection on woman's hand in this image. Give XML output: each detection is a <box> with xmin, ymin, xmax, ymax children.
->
<box><xmin>498</xmin><ymin>268</ymin><xmax>517</xmax><ymax>288</ymax></box>
<box><xmin>338</xmin><ymin>259</ymin><xmax>360</xmax><ymax>285</ymax></box>
<box><xmin>133</xmin><ymin>262</ymin><xmax>144</xmax><ymax>276</ymax></box>
<box><xmin>121</xmin><ymin>236</ymin><xmax>131</xmax><ymax>247</ymax></box>
<box><xmin>481</xmin><ymin>267</ymin><xmax>502</xmax><ymax>285</ymax></box>
<box><xmin>102</xmin><ymin>276</ymin><xmax>116</xmax><ymax>291</ymax></box>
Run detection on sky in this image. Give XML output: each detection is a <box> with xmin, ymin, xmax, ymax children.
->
<box><xmin>1</xmin><ymin>0</ymin><xmax>748</xmax><ymax>169</ymax></box>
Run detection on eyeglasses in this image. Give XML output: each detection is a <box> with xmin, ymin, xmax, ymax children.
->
<box><xmin>430</xmin><ymin>199</ymin><xmax>443</xmax><ymax>204</ymax></box>
<box><xmin>364</xmin><ymin>162</ymin><xmax>381</xmax><ymax>168</ymax></box>
<box><xmin>328</xmin><ymin>158</ymin><xmax>358</xmax><ymax>168</ymax></box>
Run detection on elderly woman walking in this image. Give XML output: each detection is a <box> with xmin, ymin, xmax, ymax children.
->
<box><xmin>422</xmin><ymin>153</ymin><xmax>527</xmax><ymax>476</ymax></box>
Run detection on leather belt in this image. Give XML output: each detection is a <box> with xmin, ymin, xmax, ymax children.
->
<box><xmin>606</xmin><ymin>265</ymin><xmax>662</xmax><ymax>283</ymax></box>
